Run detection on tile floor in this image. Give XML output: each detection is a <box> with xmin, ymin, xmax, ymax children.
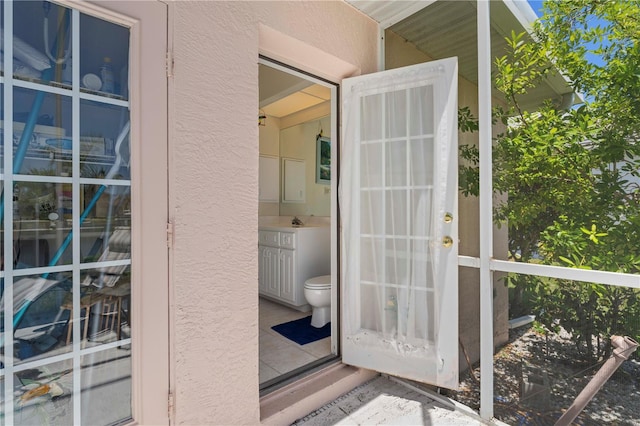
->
<box><xmin>259</xmin><ymin>298</ymin><xmax>332</xmax><ymax>384</ymax></box>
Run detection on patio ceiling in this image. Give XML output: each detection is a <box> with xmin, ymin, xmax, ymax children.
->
<box><xmin>346</xmin><ymin>0</ymin><xmax>577</xmax><ymax>111</ymax></box>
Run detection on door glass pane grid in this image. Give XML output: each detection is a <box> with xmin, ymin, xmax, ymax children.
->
<box><xmin>390</xmin><ymin>88</ymin><xmax>411</xmax><ymax>341</ymax></box>
<box><xmin>10</xmin><ymin>87</ymin><xmax>72</xmax><ymax>177</ymax></box>
<box><xmin>13</xmin><ymin>2</ymin><xmax>72</xmax><ymax>88</ymax></box>
<box><xmin>12</xmin><ymin>272</ymin><xmax>73</xmax><ymax>364</ymax></box>
<box><xmin>385</xmin><ymin>140</ymin><xmax>407</xmax><ymax>187</ymax></box>
<box><xmin>12</xmin><ymin>358</ymin><xmax>74</xmax><ymax>425</ymax></box>
<box><xmin>385</xmin><ymin>89</ymin><xmax>407</xmax><ymax>139</ymax></box>
<box><xmin>360</xmin><ymin>94</ymin><xmax>382</xmax><ymax>141</ymax></box>
<box><xmin>79</xmin><ymin>14</ymin><xmax>129</xmax><ymax>102</ymax></box>
<box><xmin>343</xmin><ymin>58</ymin><xmax>458</xmax><ymax>389</ymax></box>
<box><xmin>360</xmin><ymin>88</ymin><xmax>411</xmax><ymax>339</ymax></box>
<box><xmin>359</xmin><ymin>282</ymin><xmax>379</xmax><ymax>331</ymax></box>
<box><xmin>357</xmin><ymin>84</ymin><xmax>440</xmax><ymax>340</ymax></box>
<box><xmin>409</xmin><ymin>85</ymin><xmax>435</xmax><ymax>136</ymax></box>
<box><xmin>359</xmin><ymin>91</ymin><xmax>385</xmax><ymax>333</ymax></box>
<box><xmin>360</xmin><ymin>143</ymin><xmax>383</xmax><ymax>189</ymax></box>
<box><xmin>81</xmin><ymin>347</ymin><xmax>131</xmax><ymax>425</ymax></box>
<box><xmin>1</xmin><ymin>84</ymin><xmax>4</xmax><ymax>176</ymax></box>
<box><xmin>360</xmin><ymin>189</ymin><xmax>383</xmax><ymax>236</ymax></box>
<box><xmin>410</xmin><ymin>138</ymin><xmax>435</xmax><ymax>188</ymax></box>
<box><xmin>2</xmin><ymin>3</ymin><xmax>131</xmax><ymax>424</ymax></box>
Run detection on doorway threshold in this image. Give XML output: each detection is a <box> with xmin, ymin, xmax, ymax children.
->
<box><xmin>291</xmin><ymin>375</ymin><xmax>507</xmax><ymax>425</ymax></box>
<box><xmin>260</xmin><ymin>362</ymin><xmax>376</xmax><ymax>425</ymax></box>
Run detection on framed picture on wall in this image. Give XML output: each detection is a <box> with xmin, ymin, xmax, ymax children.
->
<box><xmin>316</xmin><ymin>136</ymin><xmax>331</xmax><ymax>185</ymax></box>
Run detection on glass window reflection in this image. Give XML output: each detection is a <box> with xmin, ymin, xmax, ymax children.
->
<box><xmin>13</xmin><ymin>2</ymin><xmax>72</xmax><ymax>87</ymax></box>
<box><xmin>2</xmin><ymin>2</ymin><xmax>132</xmax><ymax>424</ymax></box>
<box><xmin>13</xmin><ymin>88</ymin><xmax>72</xmax><ymax>177</ymax></box>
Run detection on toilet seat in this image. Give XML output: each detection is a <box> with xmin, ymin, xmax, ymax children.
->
<box><xmin>304</xmin><ymin>275</ymin><xmax>331</xmax><ymax>289</ymax></box>
<box><xmin>304</xmin><ymin>282</ymin><xmax>331</xmax><ymax>290</ymax></box>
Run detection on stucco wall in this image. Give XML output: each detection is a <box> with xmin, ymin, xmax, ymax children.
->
<box><xmin>385</xmin><ymin>30</ymin><xmax>510</xmax><ymax>370</ymax></box>
<box><xmin>169</xmin><ymin>1</ymin><xmax>377</xmax><ymax>424</ymax></box>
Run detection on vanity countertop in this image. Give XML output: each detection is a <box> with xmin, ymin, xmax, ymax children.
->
<box><xmin>258</xmin><ymin>215</ymin><xmax>330</xmax><ymax>231</ymax></box>
<box><xmin>259</xmin><ymin>224</ymin><xmax>328</xmax><ymax>232</ymax></box>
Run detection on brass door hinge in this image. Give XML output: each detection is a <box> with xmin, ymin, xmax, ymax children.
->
<box><xmin>168</xmin><ymin>390</ymin><xmax>175</xmax><ymax>418</ymax></box>
<box><xmin>166</xmin><ymin>50</ymin><xmax>174</xmax><ymax>77</ymax></box>
<box><xmin>167</xmin><ymin>221</ymin><xmax>174</xmax><ymax>248</ymax></box>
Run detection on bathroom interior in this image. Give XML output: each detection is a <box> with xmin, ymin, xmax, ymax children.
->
<box><xmin>258</xmin><ymin>61</ymin><xmax>337</xmax><ymax>388</ymax></box>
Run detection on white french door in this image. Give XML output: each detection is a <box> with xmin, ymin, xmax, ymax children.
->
<box><xmin>1</xmin><ymin>1</ymin><xmax>168</xmax><ymax>424</ymax></box>
<box><xmin>340</xmin><ymin>58</ymin><xmax>459</xmax><ymax>389</ymax></box>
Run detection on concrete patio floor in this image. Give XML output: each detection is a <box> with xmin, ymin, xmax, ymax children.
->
<box><xmin>292</xmin><ymin>375</ymin><xmax>500</xmax><ymax>425</ymax></box>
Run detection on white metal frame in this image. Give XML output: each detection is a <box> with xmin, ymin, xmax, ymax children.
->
<box><xmin>477</xmin><ymin>0</ymin><xmax>494</xmax><ymax>418</ymax></box>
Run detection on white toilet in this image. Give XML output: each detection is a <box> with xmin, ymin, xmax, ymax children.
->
<box><xmin>304</xmin><ymin>275</ymin><xmax>331</xmax><ymax>328</ymax></box>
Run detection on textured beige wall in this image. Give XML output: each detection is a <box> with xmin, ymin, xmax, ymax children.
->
<box><xmin>385</xmin><ymin>30</ymin><xmax>510</xmax><ymax>371</ymax></box>
<box><xmin>169</xmin><ymin>1</ymin><xmax>377</xmax><ymax>424</ymax></box>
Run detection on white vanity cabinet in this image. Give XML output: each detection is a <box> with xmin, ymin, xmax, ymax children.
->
<box><xmin>258</xmin><ymin>225</ymin><xmax>330</xmax><ymax>310</ymax></box>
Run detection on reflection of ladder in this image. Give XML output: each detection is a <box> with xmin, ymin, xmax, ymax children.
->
<box><xmin>99</xmin><ymin>296</ymin><xmax>121</xmax><ymax>337</ymax></box>
<box><xmin>62</xmin><ymin>293</ymin><xmax>103</xmax><ymax>345</ymax></box>
<box><xmin>62</xmin><ymin>291</ymin><xmax>129</xmax><ymax>345</ymax></box>
<box><xmin>82</xmin><ymin>227</ymin><xmax>131</xmax><ymax>288</ymax></box>
<box><xmin>84</xmin><ymin>227</ymin><xmax>131</xmax><ymax>341</ymax></box>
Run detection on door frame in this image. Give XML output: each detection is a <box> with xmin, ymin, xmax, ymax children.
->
<box><xmin>258</xmin><ymin>54</ymin><xmax>341</xmax><ymax>369</ymax></box>
<box><xmin>258</xmin><ymin>24</ymin><xmax>368</xmax><ymax>365</ymax></box>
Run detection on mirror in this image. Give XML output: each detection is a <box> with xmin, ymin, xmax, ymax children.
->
<box><xmin>258</xmin><ymin>64</ymin><xmax>332</xmax><ymax>217</ymax></box>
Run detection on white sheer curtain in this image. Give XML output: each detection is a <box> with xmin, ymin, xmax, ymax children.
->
<box><xmin>340</xmin><ymin>59</ymin><xmax>459</xmax><ymax>388</ymax></box>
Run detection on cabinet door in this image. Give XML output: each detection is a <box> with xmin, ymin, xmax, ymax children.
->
<box><xmin>264</xmin><ymin>246</ymin><xmax>280</xmax><ymax>297</ymax></box>
<box><xmin>282</xmin><ymin>158</ymin><xmax>305</xmax><ymax>202</ymax></box>
<box><xmin>279</xmin><ymin>249</ymin><xmax>297</xmax><ymax>303</ymax></box>
<box><xmin>341</xmin><ymin>58</ymin><xmax>459</xmax><ymax>389</ymax></box>
<box><xmin>258</xmin><ymin>245</ymin><xmax>268</xmax><ymax>294</ymax></box>
<box><xmin>259</xmin><ymin>155</ymin><xmax>279</xmax><ymax>202</ymax></box>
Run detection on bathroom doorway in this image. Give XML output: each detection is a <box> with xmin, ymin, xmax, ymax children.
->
<box><xmin>258</xmin><ymin>58</ymin><xmax>339</xmax><ymax>391</ymax></box>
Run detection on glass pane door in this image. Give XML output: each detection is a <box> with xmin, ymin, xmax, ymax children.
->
<box><xmin>1</xmin><ymin>2</ymin><xmax>132</xmax><ymax>424</ymax></box>
<box><xmin>341</xmin><ymin>58</ymin><xmax>459</xmax><ymax>389</ymax></box>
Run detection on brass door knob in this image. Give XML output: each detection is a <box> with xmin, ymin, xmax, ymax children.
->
<box><xmin>442</xmin><ymin>236</ymin><xmax>453</xmax><ymax>248</ymax></box>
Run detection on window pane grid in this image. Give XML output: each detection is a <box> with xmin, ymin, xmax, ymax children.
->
<box><xmin>2</xmin><ymin>3</ymin><xmax>132</xmax><ymax>424</ymax></box>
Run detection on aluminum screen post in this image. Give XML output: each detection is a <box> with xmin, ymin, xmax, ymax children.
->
<box><xmin>477</xmin><ymin>0</ymin><xmax>494</xmax><ymax>420</ymax></box>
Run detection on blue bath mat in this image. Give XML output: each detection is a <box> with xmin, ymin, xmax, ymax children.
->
<box><xmin>271</xmin><ymin>316</ymin><xmax>330</xmax><ymax>345</ymax></box>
